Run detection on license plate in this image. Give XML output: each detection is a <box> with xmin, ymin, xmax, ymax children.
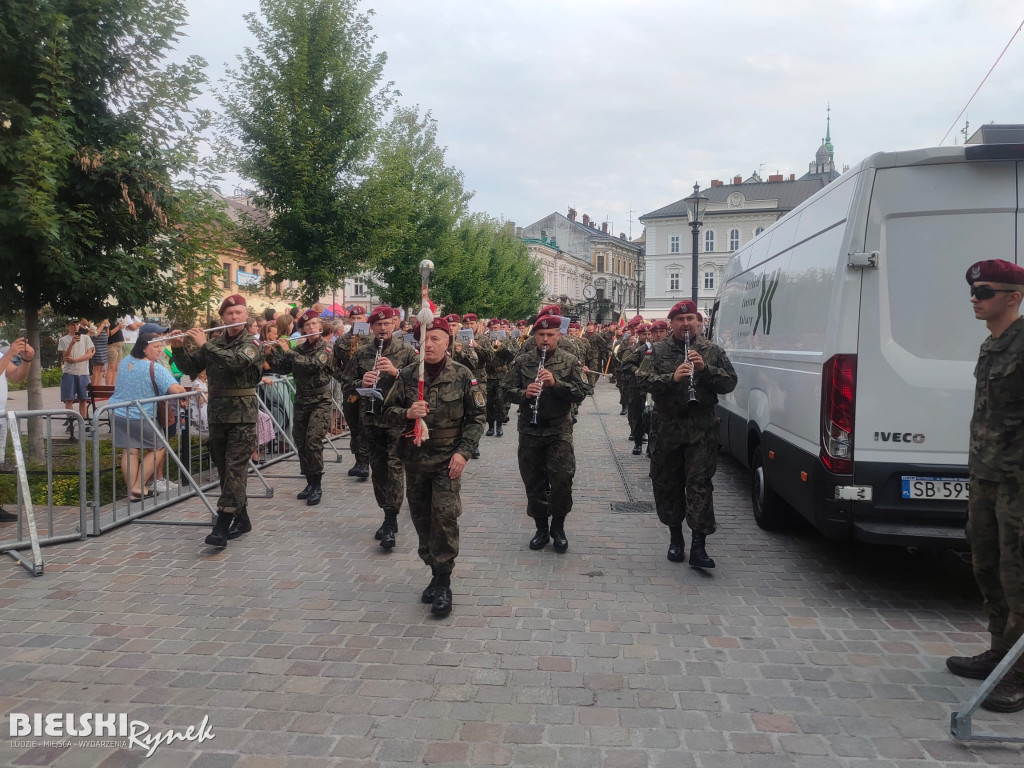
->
<box><xmin>901</xmin><ymin>476</ymin><xmax>969</xmax><ymax>501</ymax></box>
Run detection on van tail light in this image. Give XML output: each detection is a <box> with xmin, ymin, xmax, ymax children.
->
<box><xmin>820</xmin><ymin>354</ymin><xmax>856</xmax><ymax>474</ymax></box>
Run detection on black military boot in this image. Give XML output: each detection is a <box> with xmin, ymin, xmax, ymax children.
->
<box><xmin>380</xmin><ymin>511</ymin><xmax>398</xmax><ymax>551</ymax></box>
<box><xmin>227</xmin><ymin>507</ymin><xmax>252</xmax><ymax>540</ymax></box>
<box><xmin>347</xmin><ymin>460</ymin><xmax>360</xmax><ymax>477</ymax></box>
<box><xmin>550</xmin><ymin>516</ymin><xmax>568</xmax><ymax>554</ymax></box>
<box><xmin>529</xmin><ymin>518</ymin><xmax>550</xmax><ymax>550</ymax></box>
<box><xmin>471</xmin><ymin>447</ymin><xmax>481</xmax><ymax>460</ymax></box>
<box><xmin>628</xmin><ymin>432</ymin><xmax>635</xmax><ymax>441</ymax></box>
<box><xmin>495</xmin><ymin>423</ymin><xmax>503</xmax><ymax>437</ymax></box>
<box><xmin>297</xmin><ymin>476</ymin><xmax>314</xmax><ymax>499</ymax></box>
<box><xmin>374</xmin><ymin>523</ymin><xmax>384</xmax><ymax>540</ymax></box>
<box><xmin>421</xmin><ymin>568</ymin><xmax>438</xmax><ymax>604</ymax></box>
<box><xmin>485</xmin><ymin>422</ymin><xmax>495</xmax><ymax>437</ymax></box>
<box><xmin>666</xmin><ymin>526</ymin><xmax>686</xmax><ymax>563</ymax></box>
<box><xmin>619</xmin><ymin>406</ymin><xmax>627</xmax><ymax>415</ymax></box>
<box><xmin>946</xmin><ymin>648</ymin><xmax>1007</xmax><ymax>680</ymax></box>
<box><xmin>353</xmin><ymin>461</ymin><xmax>370</xmax><ymax>479</ymax></box>
<box><xmin>204</xmin><ymin>511</ymin><xmax>233</xmax><ymax>548</ymax></box>
<box><xmin>689</xmin><ymin>532</ymin><xmax>716</xmax><ymax>569</ymax></box>
<box><xmin>431</xmin><ymin>572</ymin><xmax>453</xmax><ymax>617</ymax></box>
<box><xmin>306</xmin><ymin>474</ymin><xmax>323</xmax><ymax>506</ymax></box>
<box><xmin>982</xmin><ymin>665</ymin><xmax>1024</xmax><ymax>713</ymax></box>
<box><xmin>632</xmin><ymin>441</ymin><xmax>643</xmax><ymax>455</ymax></box>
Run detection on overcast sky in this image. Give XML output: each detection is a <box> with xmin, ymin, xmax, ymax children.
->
<box><xmin>178</xmin><ymin>0</ymin><xmax>1024</xmax><ymax>236</ymax></box>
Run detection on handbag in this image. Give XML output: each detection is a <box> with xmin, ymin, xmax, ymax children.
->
<box><xmin>149</xmin><ymin>362</ymin><xmax>179</xmax><ymax>434</ymax></box>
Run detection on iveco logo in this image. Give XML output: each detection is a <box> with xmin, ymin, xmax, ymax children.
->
<box><xmin>874</xmin><ymin>432</ymin><xmax>926</xmax><ymax>444</ymax></box>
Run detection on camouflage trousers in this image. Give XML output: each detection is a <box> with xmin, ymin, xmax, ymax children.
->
<box><xmin>405</xmin><ymin>460</ymin><xmax>462</xmax><ymax>574</ymax></box>
<box><xmin>648</xmin><ymin>414</ymin><xmax>718</xmax><ymax>534</ymax></box>
<box><xmin>486</xmin><ymin>380</ymin><xmax>505</xmax><ymax>423</ymax></box>
<box><xmin>627</xmin><ymin>386</ymin><xmax>646</xmax><ymax>440</ymax></box>
<box><xmin>208</xmin><ymin>421</ymin><xmax>257</xmax><ymax>515</ymax></box>
<box><xmin>342</xmin><ymin>395</ymin><xmax>368</xmax><ymax>463</ymax></box>
<box><xmin>967</xmin><ymin>477</ymin><xmax>1024</xmax><ymax>652</ymax></box>
<box><xmin>364</xmin><ymin>425</ymin><xmax>404</xmax><ymax>514</ymax></box>
<box><xmin>517</xmin><ymin>432</ymin><xmax>576</xmax><ymax>520</ymax></box>
<box><xmin>294</xmin><ymin>398</ymin><xmax>331</xmax><ymax>476</ymax></box>
<box><xmin>617</xmin><ymin>377</ymin><xmax>629</xmax><ymax>408</ymax></box>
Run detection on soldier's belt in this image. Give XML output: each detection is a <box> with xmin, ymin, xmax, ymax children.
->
<box><xmin>427</xmin><ymin>427</ymin><xmax>460</xmax><ymax>440</ymax></box>
<box><xmin>211</xmin><ymin>388</ymin><xmax>257</xmax><ymax>398</ymax></box>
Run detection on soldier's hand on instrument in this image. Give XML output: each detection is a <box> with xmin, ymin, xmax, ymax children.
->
<box><xmin>375</xmin><ymin>357</ymin><xmax>398</xmax><ymax>377</ymax></box>
<box><xmin>454</xmin><ymin>342</ymin><xmax>463</xmax><ymax>353</ymax></box>
<box><xmin>582</xmin><ymin>365</ymin><xmax>591</xmax><ymax>374</ymax></box>
<box><xmin>407</xmin><ymin>400</ymin><xmax>429</xmax><ymax>420</ymax></box>
<box><xmin>688</xmin><ymin>349</ymin><xmax>705</xmax><ymax>371</ymax></box>
<box><xmin>166</xmin><ymin>330</ymin><xmax>185</xmax><ymax>348</ymax></box>
<box><xmin>361</xmin><ymin>371</ymin><xmax>378</xmax><ymax>388</ymax></box>
<box><xmin>449</xmin><ymin>453</ymin><xmax>467</xmax><ymax>479</ymax></box>
<box><xmin>526</xmin><ymin>381</ymin><xmax>543</xmax><ymax>399</ymax></box>
<box><xmin>538</xmin><ymin>368</ymin><xmax>556</xmax><ymax>388</ymax></box>
<box><xmin>673</xmin><ymin>362</ymin><xmax>694</xmax><ymax>382</ymax></box>
<box><xmin>186</xmin><ymin>328</ymin><xmax>206</xmax><ymax>347</ymax></box>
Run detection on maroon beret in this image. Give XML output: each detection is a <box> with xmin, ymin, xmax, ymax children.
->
<box><xmin>414</xmin><ymin>316</ymin><xmax>449</xmax><ymax>340</ymax></box>
<box><xmin>219</xmin><ymin>294</ymin><xmax>246</xmax><ymax>315</ymax></box>
<box><xmin>516</xmin><ymin>319</ymin><xmax>528</xmax><ymax>327</ymax></box>
<box><xmin>538</xmin><ymin>304</ymin><xmax>562</xmax><ymax>318</ymax></box>
<box><xmin>533</xmin><ymin>315</ymin><xmax>562</xmax><ymax>332</ymax></box>
<box><xmin>443</xmin><ymin>313</ymin><xmax>461</xmax><ymax>324</ymax></box>
<box><xmin>650</xmin><ymin>320</ymin><xmax>669</xmax><ymax>331</ymax></box>
<box><xmin>668</xmin><ymin>300</ymin><xmax>699</xmax><ymax>319</ymax></box>
<box><xmin>462</xmin><ymin>313</ymin><xmax>478</xmax><ymax>322</ymax></box>
<box><xmin>966</xmin><ymin>259</ymin><xmax>1024</xmax><ymax>286</ymax></box>
<box><xmin>487</xmin><ymin>318</ymin><xmax>501</xmax><ymax>328</ymax></box>
<box><xmin>568</xmin><ymin>322</ymin><xmax>581</xmax><ymax>330</ymax></box>
<box><xmin>296</xmin><ymin>308</ymin><xmax>318</xmax><ymax>327</ymax></box>
<box><xmin>348</xmin><ymin>305</ymin><xmax>366</xmax><ymax>316</ymax></box>
<box><xmin>367</xmin><ymin>305</ymin><xmax>397</xmax><ymax>323</ymax></box>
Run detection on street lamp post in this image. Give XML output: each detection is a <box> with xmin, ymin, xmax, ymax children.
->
<box><xmin>684</xmin><ymin>182</ymin><xmax>709</xmax><ymax>305</ymax></box>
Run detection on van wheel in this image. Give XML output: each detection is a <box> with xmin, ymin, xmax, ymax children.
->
<box><xmin>751</xmin><ymin>445</ymin><xmax>790</xmax><ymax>530</ymax></box>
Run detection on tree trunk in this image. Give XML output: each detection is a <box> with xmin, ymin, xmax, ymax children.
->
<box><xmin>24</xmin><ymin>298</ymin><xmax>45</xmax><ymax>462</ymax></box>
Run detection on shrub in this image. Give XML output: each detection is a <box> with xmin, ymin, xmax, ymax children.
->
<box><xmin>8</xmin><ymin>367</ymin><xmax>62</xmax><ymax>391</ymax></box>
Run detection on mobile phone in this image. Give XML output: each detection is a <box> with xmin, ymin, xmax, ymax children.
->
<box><xmin>19</xmin><ymin>328</ymin><xmax>26</xmax><ymax>339</ymax></box>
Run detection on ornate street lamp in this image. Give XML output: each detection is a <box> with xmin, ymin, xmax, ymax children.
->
<box><xmin>684</xmin><ymin>182</ymin><xmax>709</xmax><ymax>304</ymax></box>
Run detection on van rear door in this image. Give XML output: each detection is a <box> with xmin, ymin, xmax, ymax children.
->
<box><xmin>852</xmin><ymin>159</ymin><xmax>1020</xmax><ymax>539</ymax></box>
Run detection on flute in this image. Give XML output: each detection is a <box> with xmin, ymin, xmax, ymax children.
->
<box><xmin>262</xmin><ymin>332</ymin><xmax>321</xmax><ymax>345</ymax></box>
<box><xmin>158</xmin><ymin>322</ymin><xmax>246</xmax><ymax>342</ymax></box>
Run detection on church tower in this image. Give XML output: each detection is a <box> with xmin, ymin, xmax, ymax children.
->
<box><xmin>801</xmin><ymin>106</ymin><xmax>839</xmax><ymax>182</ymax></box>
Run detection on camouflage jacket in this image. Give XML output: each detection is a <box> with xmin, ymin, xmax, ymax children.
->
<box><xmin>171</xmin><ymin>330</ymin><xmax>263</xmax><ymax>424</ymax></box>
<box><xmin>501</xmin><ymin>345</ymin><xmax>588</xmax><ymax>436</ymax></box>
<box><xmin>384</xmin><ymin>359</ymin><xmax>486</xmax><ymax>466</ymax></box>
<box><xmin>485</xmin><ymin>338</ymin><xmax>516</xmax><ymax>382</ymax></box>
<box><xmin>266</xmin><ymin>337</ymin><xmax>334</xmax><ymax>404</ymax></box>
<box><xmin>447</xmin><ymin>336</ymin><xmax>478</xmax><ymax>369</ymax></box>
<box><xmin>637</xmin><ymin>334</ymin><xmax>737</xmax><ymax>420</ymax></box>
<box><xmin>332</xmin><ymin>330</ymin><xmax>371</xmax><ymax>394</ymax></box>
<box><xmin>970</xmin><ymin>316</ymin><xmax>1024</xmax><ymax>480</ymax></box>
<box><xmin>342</xmin><ymin>336</ymin><xmax>418</xmax><ymax>429</ymax></box>
<box><xmin>620</xmin><ymin>341</ymin><xmax>653</xmax><ymax>390</ymax></box>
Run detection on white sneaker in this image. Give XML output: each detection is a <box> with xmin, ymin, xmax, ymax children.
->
<box><xmin>152</xmin><ymin>479</ymin><xmax>174</xmax><ymax>494</ymax></box>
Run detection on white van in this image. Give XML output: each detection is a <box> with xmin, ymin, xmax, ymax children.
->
<box><xmin>710</xmin><ymin>144</ymin><xmax>1022</xmax><ymax>546</ymax></box>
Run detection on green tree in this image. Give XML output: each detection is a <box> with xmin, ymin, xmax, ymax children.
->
<box><xmin>362</xmin><ymin>107</ymin><xmax>471</xmax><ymax>309</ymax></box>
<box><xmin>434</xmin><ymin>215</ymin><xmax>544</xmax><ymax>319</ymax></box>
<box><xmin>0</xmin><ymin>0</ymin><xmax>217</xmax><ymax>456</ymax></box>
<box><xmin>218</xmin><ymin>0</ymin><xmax>392</xmax><ymax>303</ymax></box>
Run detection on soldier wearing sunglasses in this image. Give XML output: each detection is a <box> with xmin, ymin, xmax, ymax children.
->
<box><xmin>946</xmin><ymin>258</ymin><xmax>1024</xmax><ymax>713</ymax></box>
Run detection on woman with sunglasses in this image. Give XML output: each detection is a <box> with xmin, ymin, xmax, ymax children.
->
<box><xmin>946</xmin><ymin>258</ymin><xmax>1024</xmax><ymax>714</ymax></box>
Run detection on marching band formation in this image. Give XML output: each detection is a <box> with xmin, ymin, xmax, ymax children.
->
<box><xmin>161</xmin><ymin>262</ymin><xmax>737</xmax><ymax>618</ymax></box>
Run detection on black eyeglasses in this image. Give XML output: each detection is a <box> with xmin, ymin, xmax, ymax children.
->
<box><xmin>970</xmin><ymin>285</ymin><xmax>1019</xmax><ymax>300</ymax></box>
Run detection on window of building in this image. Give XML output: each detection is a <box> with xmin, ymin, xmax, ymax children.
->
<box><xmin>596</xmin><ymin>253</ymin><xmax>604</xmax><ymax>273</ymax></box>
<box><xmin>704</xmin><ymin>271</ymin><xmax>716</xmax><ymax>291</ymax></box>
<box><xmin>729</xmin><ymin>229</ymin><xmax>740</xmax><ymax>251</ymax></box>
<box><xmin>670</xmin><ymin>234</ymin><xmax>680</xmax><ymax>254</ymax></box>
<box><xmin>755</xmin><ymin>226</ymin><xmax>765</xmax><ymax>237</ymax></box>
<box><xmin>704</xmin><ymin>230</ymin><xmax>715</xmax><ymax>252</ymax></box>
<box><xmin>669</xmin><ymin>271</ymin><xmax>680</xmax><ymax>291</ymax></box>
<box><xmin>354</xmin><ymin>281</ymin><xmax>365</xmax><ymax>296</ymax></box>
<box><xmin>222</xmin><ymin>263</ymin><xmax>231</xmax><ymax>289</ymax></box>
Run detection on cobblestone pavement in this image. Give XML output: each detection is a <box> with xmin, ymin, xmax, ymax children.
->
<box><xmin>0</xmin><ymin>383</ymin><xmax>1020</xmax><ymax>767</ymax></box>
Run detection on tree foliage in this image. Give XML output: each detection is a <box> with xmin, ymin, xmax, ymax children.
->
<box><xmin>218</xmin><ymin>0</ymin><xmax>392</xmax><ymax>302</ymax></box>
<box><xmin>361</xmin><ymin>106</ymin><xmax>471</xmax><ymax>309</ymax></box>
<box><xmin>432</xmin><ymin>215</ymin><xmax>544</xmax><ymax>319</ymax></box>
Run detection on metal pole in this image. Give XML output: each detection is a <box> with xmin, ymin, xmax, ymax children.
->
<box><xmin>691</xmin><ymin>223</ymin><xmax>700</xmax><ymax>304</ymax></box>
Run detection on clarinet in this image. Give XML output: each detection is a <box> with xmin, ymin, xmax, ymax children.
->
<box><xmin>365</xmin><ymin>338</ymin><xmax>385</xmax><ymax>415</ymax></box>
<box><xmin>529</xmin><ymin>347</ymin><xmax>548</xmax><ymax>425</ymax></box>
<box><xmin>685</xmin><ymin>331</ymin><xmax>700</xmax><ymax>408</ymax></box>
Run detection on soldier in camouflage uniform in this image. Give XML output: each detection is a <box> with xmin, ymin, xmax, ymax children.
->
<box><xmin>946</xmin><ymin>259</ymin><xmax>1024</xmax><ymax>713</ymax></box>
<box><xmin>343</xmin><ymin>305</ymin><xmax>418</xmax><ymax>550</ymax></box>
<box><xmin>170</xmin><ymin>294</ymin><xmax>264</xmax><ymax>548</ymax></box>
<box><xmin>461</xmin><ymin>314</ymin><xmax>492</xmax><ymax>459</ymax></box>
<box><xmin>443</xmin><ymin>314</ymin><xmax>479</xmax><ymax>370</ymax></box>
<box><xmin>637</xmin><ymin>300</ymin><xmax>737</xmax><ymax>569</ymax></box>
<box><xmin>383</xmin><ymin>316</ymin><xmax>485</xmax><ymax>616</ymax></box>
<box><xmin>620</xmin><ymin>323</ymin><xmax>651</xmax><ymax>453</ymax></box>
<box><xmin>265</xmin><ymin>309</ymin><xmax>334</xmax><ymax>506</ymax></box>
<box><xmin>332</xmin><ymin>305</ymin><xmax>370</xmax><ymax>478</ymax></box>
<box><xmin>484</xmin><ymin>318</ymin><xmax>515</xmax><ymax>437</ymax></box>
<box><xmin>502</xmin><ymin>314</ymin><xmax>588</xmax><ymax>554</ymax></box>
